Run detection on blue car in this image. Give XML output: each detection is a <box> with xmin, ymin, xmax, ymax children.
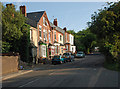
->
<box><xmin>51</xmin><ymin>55</ymin><xmax>65</xmax><ymax>64</ymax></box>
<box><xmin>62</xmin><ymin>52</ymin><xmax>75</xmax><ymax>62</ymax></box>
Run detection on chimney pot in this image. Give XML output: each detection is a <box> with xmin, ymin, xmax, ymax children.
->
<box><xmin>53</xmin><ymin>18</ymin><xmax>58</xmax><ymax>26</ymax></box>
<box><xmin>20</xmin><ymin>5</ymin><xmax>27</xmax><ymax>17</ymax></box>
<box><xmin>63</xmin><ymin>27</ymin><xmax>67</xmax><ymax>32</ymax></box>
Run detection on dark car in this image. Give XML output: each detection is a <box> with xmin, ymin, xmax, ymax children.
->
<box><xmin>62</xmin><ymin>52</ymin><xmax>74</xmax><ymax>62</ymax></box>
<box><xmin>51</xmin><ymin>55</ymin><xmax>65</xmax><ymax>64</ymax></box>
<box><xmin>75</xmin><ymin>51</ymin><xmax>85</xmax><ymax>58</ymax></box>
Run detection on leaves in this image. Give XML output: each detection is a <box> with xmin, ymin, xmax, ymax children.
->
<box><xmin>89</xmin><ymin>1</ymin><xmax>120</xmax><ymax>62</ymax></box>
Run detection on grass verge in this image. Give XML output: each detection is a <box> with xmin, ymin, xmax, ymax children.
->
<box><xmin>103</xmin><ymin>61</ymin><xmax>120</xmax><ymax>72</ymax></box>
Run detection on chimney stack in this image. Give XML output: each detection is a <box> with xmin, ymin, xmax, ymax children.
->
<box><xmin>63</xmin><ymin>27</ymin><xmax>67</xmax><ymax>32</ymax></box>
<box><xmin>6</xmin><ymin>3</ymin><xmax>15</xmax><ymax>17</ymax></box>
<box><xmin>20</xmin><ymin>5</ymin><xmax>27</xmax><ymax>17</ymax></box>
<box><xmin>6</xmin><ymin>3</ymin><xmax>14</xmax><ymax>8</ymax></box>
<box><xmin>53</xmin><ymin>18</ymin><xmax>58</xmax><ymax>26</ymax></box>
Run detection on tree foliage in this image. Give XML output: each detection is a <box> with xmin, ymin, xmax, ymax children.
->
<box><xmin>89</xmin><ymin>1</ymin><xmax>120</xmax><ymax>62</ymax></box>
<box><xmin>2</xmin><ymin>5</ymin><xmax>25</xmax><ymax>42</ymax></box>
<box><xmin>2</xmin><ymin>3</ymin><xmax>31</xmax><ymax>62</ymax></box>
<box><xmin>67</xmin><ymin>28</ymin><xmax>97</xmax><ymax>54</ymax></box>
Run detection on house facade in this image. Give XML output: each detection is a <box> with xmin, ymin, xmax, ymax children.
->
<box><xmin>63</xmin><ymin>27</ymin><xmax>76</xmax><ymax>53</ymax></box>
<box><xmin>27</xmin><ymin>11</ymin><xmax>52</xmax><ymax>62</ymax></box>
<box><xmin>20</xmin><ymin>5</ymin><xmax>76</xmax><ymax>63</ymax></box>
<box><xmin>50</xmin><ymin>19</ymin><xmax>66</xmax><ymax>56</ymax></box>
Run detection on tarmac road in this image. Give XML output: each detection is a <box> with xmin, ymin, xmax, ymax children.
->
<box><xmin>2</xmin><ymin>54</ymin><xmax>118</xmax><ymax>88</ymax></box>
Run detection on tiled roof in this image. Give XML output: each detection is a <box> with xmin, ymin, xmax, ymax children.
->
<box><xmin>26</xmin><ymin>18</ymin><xmax>37</xmax><ymax>28</ymax></box>
<box><xmin>26</xmin><ymin>11</ymin><xmax>45</xmax><ymax>28</ymax></box>
<box><xmin>50</xmin><ymin>22</ymin><xmax>65</xmax><ymax>34</ymax></box>
<box><xmin>27</xmin><ymin>11</ymin><xmax>45</xmax><ymax>22</ymax></box>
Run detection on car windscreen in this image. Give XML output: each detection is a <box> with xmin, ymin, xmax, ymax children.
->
<box><xmin>78</xmin><ymin>52</ymin><xmax>83</xmax><ymax>54</ymax></box>
<box><xmin>63</xmin><ymin>53</ymin><xmax>69</xmax><ymax>55</ymax></box>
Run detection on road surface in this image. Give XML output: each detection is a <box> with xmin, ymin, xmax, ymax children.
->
<box><xmin>2</xmin><ymin>54</ymin><xmax>118</xmax><ymax>88</ymax></box>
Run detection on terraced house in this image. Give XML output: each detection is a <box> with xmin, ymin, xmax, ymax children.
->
<box><xmin>20</xmin><ymin>5</ymin><xmax>76</xmax><ymax>63</ymax></box>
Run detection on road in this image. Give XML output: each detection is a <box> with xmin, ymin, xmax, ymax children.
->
<box><xmin>2</xmin><ymin>54</ymin><xmax>118</xmax><ymax>88</ymax></box>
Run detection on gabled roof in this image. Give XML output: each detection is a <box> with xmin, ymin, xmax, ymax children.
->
<box><xmin>27</xmin><ymin>11</ymin><xmax>45</xmax><ymax>22</ymax></box>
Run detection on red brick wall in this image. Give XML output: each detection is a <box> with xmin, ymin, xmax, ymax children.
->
<box><xmin>37</xmin><ymin>11</ymin><xmax>51</xmax><ymax>59</ymax></box>
<box><xmin>65</xmin><ymin>32</ymin><xmax>70</xmax><ymax>43</ymax></box>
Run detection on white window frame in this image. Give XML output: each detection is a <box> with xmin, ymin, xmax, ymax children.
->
<box><xmin>39</xmin><ymin>25</ymin><xmax>42</xmax><ymax>39</ymax></box>
<box><xmin>46</xmin><ymin>31</ymin><xmax>47</xmax><ymax>41</ymax></box>
<box><xmin>54</xmin><ymin>31</ymin><xmax>56</xmax><ymax>41</ymax></box>
<box><xmin>60</xmin><ymin>35</ymin><xmax>62</xmax><ymax>41</ymax></box>
<box><xmin>41</xmin><ymin>45</ymin><xmax>46</xmax><ymax>57</ymax></box>
<box><xmin>30</xmin><ymin>29</ymin><xmax>32</xmax><ymax>40</ymax></box>
<box><xmin>43</xmin><ymin>17</ymin><xmax>45</xmax><ymax>25</ymax></box>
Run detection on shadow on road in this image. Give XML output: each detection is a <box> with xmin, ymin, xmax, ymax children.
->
<box><xmin>34</xmin><ymin>54</ymin><xmax>105</xmax><ymax>71</ymax></box>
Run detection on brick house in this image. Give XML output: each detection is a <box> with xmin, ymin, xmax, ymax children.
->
<box><xmin>20</xmin><ymin>5</ymin><xmax>52</xmax><ymax>63</ymax></box>
<box><xmin>50</xmin><ymin>19</ymin><xmax>66</xmax><ymax>56</ymax></box>
<box><xmin>19</xmin><ymin>4</ymin><xmax>76</xmax><ymax>63</ymax></box>
<box><xmin>63</xmin><ymin>27</ymin><xmax>76</xmax><ymax>53</ymax></box>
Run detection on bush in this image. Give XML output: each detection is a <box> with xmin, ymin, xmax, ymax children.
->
<box><xmin>2</xmin><ymin>41</ymin><xmax>11</xmax><ymax>53</ymax></box>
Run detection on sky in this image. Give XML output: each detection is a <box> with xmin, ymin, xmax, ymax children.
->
<box><xmin>3</xmin><ymin>2</ymin><xmax>106</xmax><ymax>32</ymax></box>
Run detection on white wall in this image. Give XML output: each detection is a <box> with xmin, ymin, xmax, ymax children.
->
<box><xmin>30</xmin><ymin>27</ymin><xmax>38</xmax><ymax>47</ymax></box>
<box><xmin>69</xmin><ymin>34</ymin><xmax>74</xmax><ymax>45</ymax></box>
<box><xmin>70</xmin><ymin>46</ymin><xmax>76</xmax><ymax>53</ymax></box>
<box><xmin>58</xmin><ymin>34</ymin><xmax>63</xmax><ymax>44</ymax></box>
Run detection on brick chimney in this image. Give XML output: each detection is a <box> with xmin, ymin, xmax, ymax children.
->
<box><xmin>6</xmin><ymin>3</ymin><xmax>14</xmax><ymax>8</ymax></box>
<box><xmin>53</xmin><ymin>18</ymin><xmax>58</xmax><ymax>26</ymax></box>
<box><xmin>6</xmin><ymin>3</ymin><xmax>15</xmax><ymax>17</ymax></box>
<box><xmin>20</xmin><ymin>5</ymin><xmax>27</xmax><ymax>17</ymax></box>
<box><xmin>63</xmin><ymin>27</ymin><xmax>67</xmax><ymax>32</ymax></box>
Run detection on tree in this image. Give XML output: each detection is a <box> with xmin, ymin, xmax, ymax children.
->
<box><xmin>2</xmin><ymin>3</ymin><xmax>31</xmax><ymax>62</ymax></box>
<box><xmin>67</xmin><ymin>30</ymin><xmax>76</xmax><ymax>35</ymax></box>
<box><xmin>74</xmin><ymin>28</ymin><xmax>96</xmax><ymax>54</ymax></box>
<box><xmin>89</xmin><ymin>1</ymin><xmax>120</xmax><ymax>62</ymax></box>
<box><xmin>20</xmin><ymin>24</ymin><xmax>30</xmax><ymax>62</ymax></box>
<box><xmin>2</xmin><ymin>4</ymin><xmax>26</xmax><ymax>53</ymax></box>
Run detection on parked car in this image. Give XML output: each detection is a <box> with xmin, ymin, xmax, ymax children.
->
<box><xmin>62</xmin><ymin>52</ymin><xmax>74</xmax><ymax>62</ymax></box>
<box><xmin>76</xmin><ymin>51</ymin><xmax>85</xmax><ymax>58</ymax></box>
<box><xmin>51</xmin><ymin>55</ymin><xmax>65</xmax><ymax>64</ymax></box>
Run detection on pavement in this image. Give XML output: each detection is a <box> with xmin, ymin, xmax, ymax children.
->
<box><xmin>2</xmin><ymin>63</ymin><xmax>51</xmax><ymax>81</ymax></box>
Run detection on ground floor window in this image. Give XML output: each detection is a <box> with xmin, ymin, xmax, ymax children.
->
<box><xmin>41</xmin><ymin>45</ymin><xmax>46</xmax><ymax>58</ymax></box>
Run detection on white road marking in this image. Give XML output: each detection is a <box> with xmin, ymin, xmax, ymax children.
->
<box><xmin>88</xmin><ymin>68</ymin><xmax>103</xmax><ymax>87</ymax></box>
<box><xmin>19</xmin><ymin>78</ymin><xmax>39</xmax><ymax>87</ymax></box>
<box><xmin>49</xmin><ymin>72</ymin><xmax>54</xmax><ymax>75</ymax></box>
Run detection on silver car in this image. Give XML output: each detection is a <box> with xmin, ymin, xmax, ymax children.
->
<box><xmin>76</xmin><ymin>51</ymin><xmax>85</xmax><ymax>58</ymax></box>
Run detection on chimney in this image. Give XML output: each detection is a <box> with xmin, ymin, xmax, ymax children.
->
<box><xmin>63</xmin><ymin>27</ymin><xmax>67</xmax><ymax>32</ymax></box>
<box><xmin>53</xmin><ymin>18</ymin><xmax>58</xmax><ymax>26</ymax></box>
<box><xmin>6</xmin><ymin>3</ymin><xmax>15</xmax><ymax>17</ymax></box>
<box><xmin>6</xmin><ymin>3</ymin><xmax>14</xmax><ymax>8</ymax></box>
<box><xmin>20</xmin><ymin>5</ymin><xmax>27</xmax><ymax>17</ymax></box>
